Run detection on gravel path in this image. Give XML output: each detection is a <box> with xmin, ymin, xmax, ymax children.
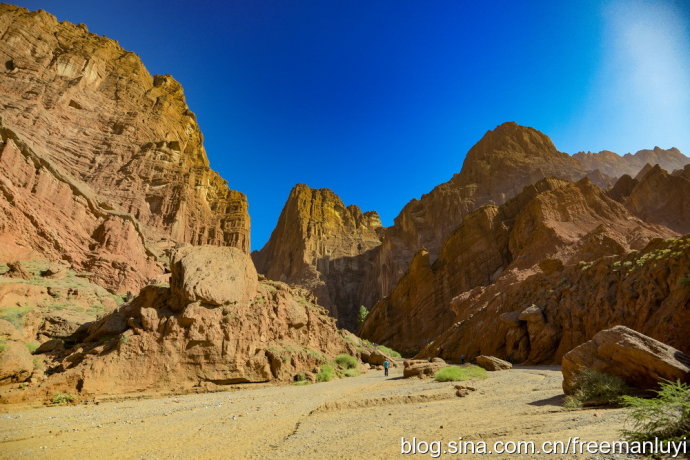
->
<box><xmin>0</xmin><ymin>366</ymin><xmax>628</xmax><ymax>459</ymax></box>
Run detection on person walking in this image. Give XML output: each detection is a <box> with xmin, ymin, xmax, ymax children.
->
<box><xmin>383</xmin><ymin>359</ymin><xmax>390</xmax><ymax>377</ymax></box>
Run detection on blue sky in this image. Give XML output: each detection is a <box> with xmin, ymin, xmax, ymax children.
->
<box><xmin>15</xmin><ymin>0</ymin><xmax>690</xmax><ymax>250</ymax></box>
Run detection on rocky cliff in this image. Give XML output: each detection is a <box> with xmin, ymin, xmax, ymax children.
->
<box><xmin>257</xmin><ymin>122</ymin><xmax>688</xmax><ymax>329</ymax></box>
<box><xmin>0</xmin><ymin>5</ymin><xmax>250</xmax><ymax>291</ymax></box>
<box><xmin>416</xmin><ymin>235</ymin><xmax>690</xmax><ymax>364</ymax></box>
<box><xmin>1</xmin><ymin>246</ymin><xmax>360</xmax><ymax>401</ymax></box>
<box><xmin>361</xmin><ymin>177</ymin><xmax>677</xmax><ymax>355</ymax></box>
<box><xmin>253</xmin><ymin>184</ymin><xmax>382</xmax><ymax>329</ymax></box>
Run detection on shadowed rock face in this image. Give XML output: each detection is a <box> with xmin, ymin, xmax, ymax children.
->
<box><xmin>0</xmin><ymin>5</ymin><xmax>250</xmax><ymax>291</ymax></box>
<box><xmin>253</xmin><ymin>185</ymin><xmax>382</xmax><ymax>329</ymax></box>
<box><xmin>362</xmin><ymin>177</ymin><xmax>677</xmax><ymax>356</ymax></box>
<box><xmin>416</xmin><ymin>235</ymin><xmax>690</xmax><ymax>365</ymax></box>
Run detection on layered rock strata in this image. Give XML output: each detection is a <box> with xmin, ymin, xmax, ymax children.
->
<box><xmin>0</xmin><ymin>5</ymin><xmax>250</xmax><ymax>291</ymax></box>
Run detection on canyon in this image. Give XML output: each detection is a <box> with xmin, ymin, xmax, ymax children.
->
<box><xmin>0</xmin><ymin>4</ymin><xmax>689</xmax><ymax>405</ymax></box>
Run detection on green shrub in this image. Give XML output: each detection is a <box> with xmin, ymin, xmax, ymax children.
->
<box><xmin>316</xmin><ymin>364</ymin><xmax>335</xmax><ymax>382</ymax></box>
<box><xmin>25</xmin><ymin>342</ymin><xmax>39</xmax><ymax>354</ymax></box>
<box><xmin>434</xmin><ymin>365</ymin><xmax>487</xmax><ymax>382</ymax></box>
<box><xmin>621</xmin><ymin>380</ymin><xmax>690</xmax><ymax>444</ymax></box>
<box><xmin>0</xmin><ymin>340</ymin><xmax>6</xmax><ymax>354</ymax></box>
<box><xmin>358</xmin><ymin>305</ymin><xmax>369</xmax><ymax>325</ymax></box>
<box><xmin>292</xmin><ymin>380</ymin><xmax>310</xmax><ymax>386</ymax></box>
<box><xmin>334</xmin><ymin>354</ymin><xmax>358</xmax><ymax>370</ymax></box>
<box><xmin>343</xmin><ymin>368</ymin><xmax>360</xmax><ymax>378</ymax></box>
<box><xmin>563</xmin><ymin>369</ymin><xmax>631</xmax><ymax>408</ymax></box>
<box><xmin>52</xmin><ymin>393</ymin><xmax>76</xmax><ymax>405</ymax></box>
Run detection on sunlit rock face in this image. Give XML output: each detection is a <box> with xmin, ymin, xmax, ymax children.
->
<box><xmin>0</xmin><ymin>5</ymin><xmax>250</xmax><ymax>292</ymax></box>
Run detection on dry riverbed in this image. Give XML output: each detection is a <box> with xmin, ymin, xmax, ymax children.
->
<box><xmin>0</xmin><ymin>366</ymin><xmax>629</xmax><ymax>459</ymax></box>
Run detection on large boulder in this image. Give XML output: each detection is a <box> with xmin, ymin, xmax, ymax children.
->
<box><xmin>562</xmin><ymin>326</ymin><xmax>690</xmax><ymax>394</ymax></box>
<box><xmin>170</xmin><ymin>246</ymin><xmax>258</xmax><ymax>307</ymax></box>
<box><xmin>361</xmin><ymin>348</ymin><xmax>397</xmax><ymax>367</ymax></box>
<box><xmin>475</xmin><ymin>355</ymin><xmax>512</xmax><ymax>371</ymax></box>
<box><xmin>403</xmin><ymin>358</ymin><xmax>446</xmax><ymax>378</ymax></box>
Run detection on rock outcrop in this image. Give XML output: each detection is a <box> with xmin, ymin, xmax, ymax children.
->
<box><xmin>253</xmin><ymin>184</ymin><xmax>382</xmax><ymax>329</ymax></box>
<box><xmin>416</xmin><ymin>235</ymin><xmax>690</xmax><ymax>365</ymax></box>
<box><xmin>403</xmin><ymin>358</ymin><xmax>447</xmax><ymax>378</ymax></box>
<box><xmin>0</xmin><ymin>5</ymin><xmax>250</xmax><ymax>291</ymax></box>
<box><xmin>562</xmin><ymin>326</ymin><xmax>690</xmax><ymax>394</ymax></box>
<box><xmin>2</xmin><ymin>246</ymin><xmax>357</xmax><ymax>401</ymax></box>
<box><xmin>256</xmin><ymin>122</ymin><xmax>688</xmax><ymax>330</ymax></box>
<box><xmin>475</xmin><ymin>355</ymin><xmax>512</xmax><ymax>371</ymax></box>
<box><xmin>361</xmin><ymin>177</ymin><xmax>675</xmax><ymax>355</ymax></box>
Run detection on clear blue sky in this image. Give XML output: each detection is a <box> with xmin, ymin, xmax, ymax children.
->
<box><xmin>14</xmin><ymin>0</ymin><xmax>690</xmax><ymax>250</ymax></box>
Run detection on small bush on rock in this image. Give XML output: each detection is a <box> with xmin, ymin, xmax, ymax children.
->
<box><xmin>317</xmin><ymin>364</ymin><xmax>335</xmax><ymax>382</ymax></box>
<box><xmin>52</xmin><ymin>393</ymin><xmax>76</xmax><ymax>405</ymax></box>
<box><xmin>343</xmin><ymin>368</ymin><xmax>360</xmax><ymax>377</ymax></box>
<box><xmin>334</xmin><ymin>354</ymin><xmax>358</xmax><ymax>370</ymax></box>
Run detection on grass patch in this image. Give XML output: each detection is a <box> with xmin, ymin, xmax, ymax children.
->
<box><xmin>0</xmin><ymin>340</ymin><xmax>6</xmax><ymax>354</ymax></box>
<box><xmin>621</xmin><ymin>380</ymin><xmax>690</xmax><ymax>444</ymax></box>
<box><xmin>563</xmin><ymin>369</ymin><xmax>631</xmax><ymax>408</ymax></box>
<box><xmin>316</xmin><ymin>364</ymin><xmax>335</xmax><ymax>382</ymax></box>
<box><xmin>0</xmin><ymin>306</ymin><xmax>32</xmax><ymax>328</ymax></box>
<box><xmin>334</xmin><ymin>353</ymin><xmax>358</xmax><ymax>370</ymax></box>
<box><xmin>292</xmin><ymin>380</ymin><xmax>310</xmax><ymax>386</ymax></box>
<box><xmin>306</xmin><ymin>347</ymin><xmax>325</xmax><ymax>363</ymax></box>
<box><xmin>377</xmin><ymin>345</ymin><xmax>402</xmax><ymax>358</ymax></box>
<box><xmin>51</xmin><ymin>393</ymin><xmax>76</xmax><ymax>405</ymax></box>
<box><xmin>25</xmin><ymin>342</ymin><xmax>39</xmax><ymax>354</ymax></box>
<box><xmin>434</xmin><ymin>365</ymin><xmax>488</xmax><ymax>382</ymax></box>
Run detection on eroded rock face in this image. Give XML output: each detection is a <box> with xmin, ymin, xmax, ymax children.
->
<box><xmin>0</xmin><ymin>133</ymin><xmax>162</xmax><ymax>292</ymax></box>
<box><xmin>362</xmin><ymin>177</ymin><xmax>674</xmax><ymax>355</ymax></box>
<box><xmin>4</xmin><ymin>247</ymin><xmax>356</xmax><ymax>399</ymax></box>
<box><xmin>253</xmin><ymin>184</ymin><xmax>382</xmax><ymax>329</ymax></box>
<box><xmin>416</xmin><ymin>235</ymin><xmax>690</xmax><ymax>365</ymax></box>
<box><xmin>562</xmin><ymin>326</ymin><xmax>690</xmax><ymax>394</ymax></box>
<box><xmin>0</xmin><ymin>5</ymin><xmax>250</xmax><ymax>291</ymax></box>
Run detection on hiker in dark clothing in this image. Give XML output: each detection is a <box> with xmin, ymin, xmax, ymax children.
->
<box><xmin>383</xmin><ymin>359</ymin><xmax>390</xmax><ymax>377</ymax></box>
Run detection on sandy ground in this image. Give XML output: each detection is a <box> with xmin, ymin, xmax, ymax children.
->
<box><xmin>0</xmin><ymin>366</ymin><xmax>631</xmax><ymax>459</ymax></box>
